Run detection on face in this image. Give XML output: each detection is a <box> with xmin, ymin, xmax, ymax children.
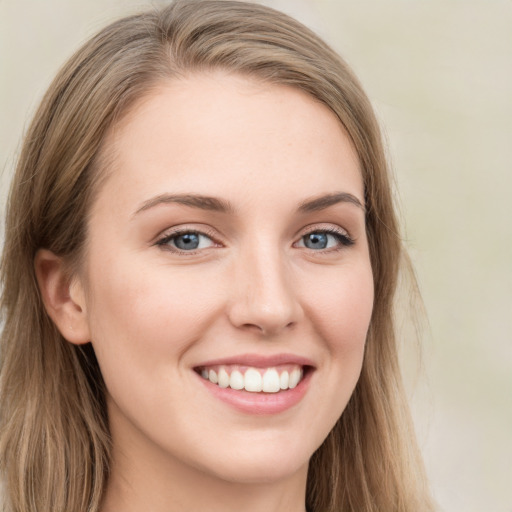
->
<box><xmin>79</xmin><ymin>73</ymin><xmax>373</xmax><ymax>486</ymax></box>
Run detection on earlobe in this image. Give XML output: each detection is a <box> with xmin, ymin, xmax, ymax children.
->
<box><xmin>34</xmin><ymin>249</ymin><xmax>91</xmax><ymax>345</ymax></box>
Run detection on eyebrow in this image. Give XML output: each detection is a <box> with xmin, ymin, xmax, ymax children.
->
<box><xmin>297</xmin><ymin>192</ymin><xmax>365</xmax><ymax>213</ymax></box>
<box><xmin>133</xmin><ymin>191</ymin><xmax>364</xmax><ymax>217</ymax></box>
<box><xmin>133</xmin><ymin>193</ymin><xmax>234</xmax><ymax>216</ymax></box>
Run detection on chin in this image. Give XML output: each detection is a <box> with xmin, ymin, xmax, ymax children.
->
<box><xmin>206</xmin><ymin>455</ymin><xmax>309</xmax><ymax>485</ymax></box>
<box><xmin>186</xmin><ymin>429</ymin><xmax>319</xmax><ymax>486</ymax></box>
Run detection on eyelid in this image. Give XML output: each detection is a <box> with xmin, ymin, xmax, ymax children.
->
<box><xmin>153</xmin><ymin>223</ymin><xmax>355</xmax><ymax>254</ymax></box>
<box><xmin>294</xmin><ymin>224</ymin><xmax>355</xmax><ymax>250</ymax></box>
<box><xmin>302</xmin><ymin>224</ymin><xmax>351</xmax><ymax>237</ymax></box>
<box><xmin>154</xmin><ymin>225</ymin><xmax>222</xmax><ymax>253</ymax></box>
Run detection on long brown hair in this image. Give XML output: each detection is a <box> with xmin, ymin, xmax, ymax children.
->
<box><xmin>0</xmin><ymin>1</ymin><xmax>435</xmax><ymax>510</ymax></box>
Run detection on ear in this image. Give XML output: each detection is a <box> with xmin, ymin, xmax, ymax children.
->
<box><xmin>34</xmin><ymin>249</ymin><xmax>91</xmax><ymax>345</ymax></box>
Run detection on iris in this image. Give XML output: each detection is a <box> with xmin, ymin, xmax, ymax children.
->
<box><xmin>174</xmin><ymin>233</ymin><xmax>200</xmax><ymax>250</ymax></box>
<box><xmin>303</xmin><ymin>232</ymin><xmax>329</xmax><ymax>250</ymax></box>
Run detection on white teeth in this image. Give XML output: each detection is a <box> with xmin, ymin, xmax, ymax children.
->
<box><xmin>229</xmin><ymin>370</ymin><xmax>244</xmax><ymax>390</ymax></box>
<box><xmin>244</xmin><ymin>368</ymin><xmax>262</xmax><ymax>392</ymax></box>
<box><xmin>203</xmin><ymin>365</ymin><xmax>305</xmax><ymax>393</ymax></box>
<box><xmin>289</xmin><ymin>368</ymin><xmax>302</xmax><ymax>389</ymax></box>
<box><xmin>279</xmin><ymin>371</ymin><xmax>289</xmax><ymax>390</ymax></box>
<box><xmin>262</xmin><ymin>368</ymin><xmax>280</xmax><ymax>393</ymax></box>
<box><xmin>218</xmin><ymin>368</ymin><xmax>229</xmax><ymax>388</ymax></box>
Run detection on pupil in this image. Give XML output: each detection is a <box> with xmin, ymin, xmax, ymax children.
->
<box><xmin>176</xmin><ymin>233</ymin><xmax>199</xmax><ymax>250</ymax></box>
<box><xmin>305</xmin><ymin>233</ymin><xmax>327</xmax><ymax>249</ymax></box>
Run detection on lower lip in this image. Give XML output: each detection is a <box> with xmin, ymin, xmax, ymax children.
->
<box><xmin>196</xmin><ymin>370</ymin><xmax>312</xmax><ymax>415</ymax></box>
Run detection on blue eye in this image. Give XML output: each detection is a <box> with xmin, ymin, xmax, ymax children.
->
<box><xmin>157</xmin><ymin>231</ymin><xmax>215</xmax><ymax>251</ymax></box>
<box><xmin>298</xmin><ymin>230</ymin><xmax>353</xmax><ymax>250</ymax></box>
<box><xmin>303</xmin><ymin>232</ymin><xmax>329</xmax><ymax>249</ymax></box>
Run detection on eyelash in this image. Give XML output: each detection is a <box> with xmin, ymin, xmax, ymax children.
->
<box><xmin>298</xmin><ymin>228</ymin><xmax>355</xmax><ymax>251</ymax></box>
<box><xmin>155</xmin><ymin>228</ymin><xmax>219</xmax><ymax>254</ymax></box>
<box><xmin>155</xmin><ymin>226</ymin><xmax>354</xmax><ymax>254</ymax></box>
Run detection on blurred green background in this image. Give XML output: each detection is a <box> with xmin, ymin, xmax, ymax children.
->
<box><xmin>1</xmin><ymin>1</ymin><xmax>511</xmax><ymax>510</ymax></box>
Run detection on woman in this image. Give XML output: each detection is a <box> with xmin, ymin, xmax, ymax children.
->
<box><xmin>0</xmin><ymin>1</ymin><xmax>436</xmax><ymax>511</ymax></box>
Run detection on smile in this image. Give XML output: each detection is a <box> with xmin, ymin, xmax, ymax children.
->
<box><xmin>197</xmin><ymin>365</ymin><xmax>304</xmax><ymax>393</ymax></box>
<box><xmin>193</xmin><ymin>354</ymin><xmax>314</xmax><ymax>414</ymax></box>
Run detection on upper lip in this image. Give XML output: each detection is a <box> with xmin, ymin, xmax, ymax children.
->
<box><xmin>194</xmin><ymin>353</ymin><xmax>315</xmax><ymax>369</ymax></box>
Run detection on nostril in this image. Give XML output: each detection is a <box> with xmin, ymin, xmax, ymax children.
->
<box><xmin>239</xmin><ymin>319</ymin><xmax>297</xmax><ymax>337</ymax></box>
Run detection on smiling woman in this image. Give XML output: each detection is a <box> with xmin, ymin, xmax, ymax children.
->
<box><xmin>0</xmin><ymin>2</ymin><xmax>435</xmax><ymax>512</ymax></box>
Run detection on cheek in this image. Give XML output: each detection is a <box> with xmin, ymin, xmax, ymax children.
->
<box><xmin>83</xmin><ymin>254</ymin><xmax>225</xmax><ymax>378</ymax></box>
<box><xmin>293</xmin><ymin>261</ymin><xmax>373</xmax><ymax>447</ymax></box>
<box><xmin>304</xmin><ymin>260</ymin><xmax>373</xmax><ymax>415</ymax></box>
<box><xmin>304</xmin><ymin>261</ymin><xmax>374</xmax><ymax>354</ymax></box>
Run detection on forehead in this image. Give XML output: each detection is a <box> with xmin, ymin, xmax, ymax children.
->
<box><xmin>95</xmin><ymin>72</ymin><xmax>363</xmax><ymax>215</ymax></box>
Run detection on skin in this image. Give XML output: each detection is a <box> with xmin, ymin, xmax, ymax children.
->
<box><xmin>36</xmin><ymin>73</ymin><xmax>374</xmax><ymax>512</ymax></box>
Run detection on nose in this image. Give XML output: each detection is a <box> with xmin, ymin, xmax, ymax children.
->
<box><xmin>227</xmin><ymin>243</ymin><xmax>304</xmax><ymax>337</ymax></box>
